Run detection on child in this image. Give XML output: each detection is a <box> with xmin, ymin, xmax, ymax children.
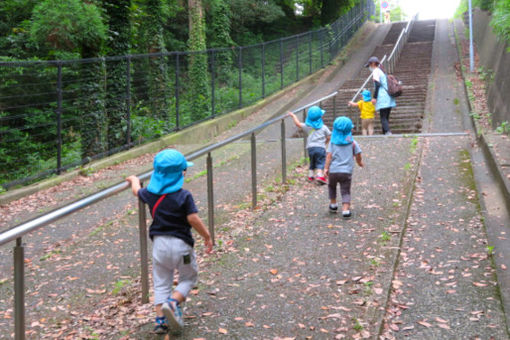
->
<box><xmin>288</xmin><ymin>105</ymin><xmax>331</xmax><ymax>184</ymax></box>
<box><xmin>324</xmin><ymin>117</ymin><xmax>364</xmax><ymax>218</ymax></box>
<box><xmin>348</xmin><ymin>89</ymin><xmax>375</xmax><ymax>136</ymax></box>
<box><xmin>126</xmin><ymin>149</ymin><xmax>212</xmax><ymax>334</ymax></box>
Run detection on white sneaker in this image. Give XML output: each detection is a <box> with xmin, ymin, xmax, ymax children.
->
<box><xmin>162</xmin><ymin>298</ymin><xmax>184</xmax><ymax>331</ymax></box>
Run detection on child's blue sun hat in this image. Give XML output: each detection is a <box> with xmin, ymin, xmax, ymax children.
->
<box><xmin>147</xmin><ymin>149</ymin><xmax>194</xmax><ymax>195</ymax></box>
<box><xmin>362</xmin><ymin>89</ymin><xmax>372</xmax><ymax>102</ymax></box>
<box><xmin>331</xmin><ymin>116</ymin><xmax>354</xmax><ymax>145</ymax></box>
<box><xmin>305</xmin><ymin>105</ymin><xmax>325</xmax><ymax>130</ymax></box>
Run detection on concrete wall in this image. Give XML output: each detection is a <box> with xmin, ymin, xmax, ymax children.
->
<box><xmin>472</xmin><ymin>8</ymin><xmax>510</xmax><ymax>127</ymax></box>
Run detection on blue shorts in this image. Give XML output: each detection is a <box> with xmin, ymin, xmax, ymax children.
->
<box><xmin>308</xmin><ymin>147</ymin><xmax>326</xmax><ymax>170</ymax></box>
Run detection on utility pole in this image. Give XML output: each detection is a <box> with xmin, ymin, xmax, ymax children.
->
<box><xmin>468</xmin><ymin>0</ymin><xmax>474</xmax><ymax>72</ymax></box>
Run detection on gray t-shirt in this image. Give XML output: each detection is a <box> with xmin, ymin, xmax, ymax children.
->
<box><xmin>327</xmin><ymin>141</ymin><xmax>362</xmax><ymax>174</ymax></box>
<box><xmin>301</xmin><ymin>124</ymin><xmax>331</xmax><ymax>149</ymax></box>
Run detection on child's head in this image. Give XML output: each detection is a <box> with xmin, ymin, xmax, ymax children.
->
<box><xmin>147</xmin><ymin>149</ymin><xmax>194</xmax><ymax>195</ymax></box>
<box><xmin>362</xmin><ymin>89</ymin><xmax>372</xmax><ymax>102</ymax></box>
<box><xmin>331</xmin><ymin>116</ymin><xmax>353</xmax><ymax>145</ymax></box>
<box><xmin>305</xmin><ymin>105</ymin><xmax>325</xmax><ymax>129</ymax></box>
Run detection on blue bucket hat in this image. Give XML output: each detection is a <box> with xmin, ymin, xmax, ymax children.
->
<box><xmin>305</xmin><ymin>105</ymin><xmax>325</xmax><ymax>130</ymax></box>
<box><xmin>362</xmin><ymin>89</ymin><xmax>372</xmax><ymax>102</ymax></box>
<box><xmin>331</xmin><ymin>116</ymin><xmax>354</xmax><ymax>145</ymax></box>
<box><xmin>147</xmin><ymin>149</ymin><xmax>194</xmax><ymax>195</ymax></box>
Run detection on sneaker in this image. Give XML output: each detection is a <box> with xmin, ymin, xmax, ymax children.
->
<box><xmin>329</xmin><ymin>204</ymin><xmax>338</xmax><ymax>213</ymax></box>
<box><xmin>153</xmin><ymin>316</ymin><xmax>169</xmax><ymax>334</ymax></box>
<box><xmin>316</xmin><ymin>176</ymin><xmax>327</xmax><ymax>185</ymax></box>
<box><xmin>342</xmin><ymin>210</ymin><xmax>352</xmax><ymax>219</ymax></box>
<box><xmin>307</xmin><ymin>176</ymin><xmax>315</xmax><ymax>182</ymax></box>
<box><xmin>384</xmin><ymin>131</ymin><xmax>392</xmax><ymax>136</ymax></box>
<box><xmin>162</xmin><ymin>298</ymin><xmax>184</xmax><ymax>331</ymax></box>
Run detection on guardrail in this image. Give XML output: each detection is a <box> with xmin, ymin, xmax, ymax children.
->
<box><xmin>0</xmin><ymin>90</ymin><xmax>337</xmax><ymax>340</ymax></box>
<box><xmin>351</xmin><ymin>13</ymin><xmax>418</xmax><ymax>104</ymax></box>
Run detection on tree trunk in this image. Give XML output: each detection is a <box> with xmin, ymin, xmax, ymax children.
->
<box><xmin>188</xmin><ymin>0</ymin><xmax>210</xmax><ymax>121</ymax></box>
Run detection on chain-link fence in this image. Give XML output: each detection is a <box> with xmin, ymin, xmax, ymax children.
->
<box><xmin>0</xmin><ymin>0</ymin><xmax>374</xmax><ymax>189</ymax></box>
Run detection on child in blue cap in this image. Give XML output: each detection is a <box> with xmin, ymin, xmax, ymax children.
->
<box><xmin>288</xmin><ymin>105</ymin><xmax>331</xmax><ymax>184</ymax></box>
<box><xmin>348</xmin><ymin>89</ymin><xmax>376</xmax><ymax>135</ymax></box>
<box><xmin>324</xmin><ymin>117</ymin><xmax>364</xmax><ymax>218</ymax></box>
<box><xmin>126</xmin><ymin>149</ymin><xmax>212</xmax><ymax>334</ymax></box>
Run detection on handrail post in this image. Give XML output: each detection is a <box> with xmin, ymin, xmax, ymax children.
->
<box><xmin>333</xmin><ymin>95</ymin><xmax>337</xmax><ymax>120</ymax></box>
<box><xmin>302</xmin><ymin>109</ymin><xmax>307</xmax><ymax>159</ymax></box>
<box><xmin>14</xmin><ymin>237</ymin><xmax>25</xmax><ymax>340</ymax></box>
<box><xmin>251</xmin><ymin>133</ymin><xmax>257</xmax><ymax>209</ymax></box>
<box><xmin>138</xmin><ymin>184</ymin><xmax>149</xmax><ymax>304</ymax></box>
<box><xmin>281</xmin><ymin>119</ymin><xmax>287</xmax><ymax>184</ymax></box>
<box><xmin>206</xmin><ymin>153</ymin><xmax>215</xmax><ymax>244</ymax></box>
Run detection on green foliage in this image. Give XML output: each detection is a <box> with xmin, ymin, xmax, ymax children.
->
<box><xmin>491</xmin><ymin>0</ymin><xmax>510</xmax><ymax>49</ymax></box>
<box><xmin>30</xmin><ymin>0</ymin><xmax>106</xmax><ymax>56</ymax></box>
<box><xmin>495</xmin><ymin>121</ymin><xmax>509</xmax><ymax>134</ymax></box>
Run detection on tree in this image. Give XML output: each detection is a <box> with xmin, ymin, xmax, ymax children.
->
<box><xmin>141</xmin><ymin>0</ymin><xmax>170</xmax><ymax>121</ymax></box>
<box><xmin>188</xmin><ymin>0</ymin><xmax>210</xmax><ymax>120</ymax></box>
<box><xmin>103</xmin><ymin>0</ymin><xmax>131</xmax><ymax>150</ymax></box>
<box><xmin>319</xmin><ymin>0</ymin><xmax>355</xmax><ymax>25</ymax></box>
<box><xmin>30</xmin><ymin>0</ymin><xmax>107</xmax><ymax>159</ymax></box>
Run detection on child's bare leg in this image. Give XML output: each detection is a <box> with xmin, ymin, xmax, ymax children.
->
<box><xmin>330</xmin><ymin>198</ymin><xmax>337</xmax><ymax>205</ymax></box>
<box><xmin>171</xmin><ymin>291</ymin><xmax>185</xmax><ymax>304</ymax></box>
<box><xmin>155</xmin><ymin>304</ymin><xmax>164</xmax><ymax>317</ymax></box>
<box><xmin>343</xmin><ymin>202</ymin><xmax>350</xmax><ymax>211</ymax></box>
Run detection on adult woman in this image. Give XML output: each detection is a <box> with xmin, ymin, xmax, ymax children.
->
<box><xmin>365</xmin><ymin>56</ymin><xmax>396</xmax><ymax>135</ymax></box>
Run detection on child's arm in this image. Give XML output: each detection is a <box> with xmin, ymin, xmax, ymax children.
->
<box><xmin>355</xmin><ymin>153</ymin><xmax>364</xmax><ymax>168</ymax></box>
<box><xmin>126</xmin><ymin>175</ymin><xmax>141</xmax><ymax>196</ymax></box>
<box><xmin>187</xmin><ymin>213</ymin><xmax>213</xmax><ymax>253</ymax></box>
<box><xmin>348</xmin><ymin>101</ymin><xmax>358</xmax><ymax>107</ymax></box>
<box><xmin>324</xmin><ymin>152</ymin><xmax>332</xmax><ymax>177</ymax></box>
<box><xmin>287</xmin><ymin>111</ymin><xmax>304</xmax><ymax>129</ymax></box>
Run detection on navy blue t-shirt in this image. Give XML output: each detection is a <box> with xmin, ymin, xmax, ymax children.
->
<box><xmin>138</xmin><ymin>188</ymin><xmax>198</xmax><ymax>247</ymax></box>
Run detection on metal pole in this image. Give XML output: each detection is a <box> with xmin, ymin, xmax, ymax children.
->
<box><xmin>175</xmin><ymin>54</ymin><xmax>180</xmax><ymax>130</ymax></box>
<box><xmin>468</xmin><ymin>0</ymin><xmax>474</xmax><ymax>72</ymax></box>
<box><xmin>126</xmin><ymin>56</ymin><xmax>132</xmax><ymax>146</ymax></box>
<box><xmin>379</xmin><ymin>0</ymin><xmax>382</xmax><ymax>23</ymax></box>
<box><xmin>251</xmin><ymin>133</ymin><xmax>257</xmax><ymax>209</ymax></box>
<box><xmin>281</xmin><ymin>120</ymin><xmax>287</xmax><ymax>184</ymax></box>
<box><xmin>280</xmin><ymin>39</ymin><xmax>284</xmax><ymax>89</ymax></box>
<box><xmin>296</xmin><ymin>36</ymin><xmax>299</xmax><ymax>81</ymax></box>
<box><xmin>302</xmin><ymin>109</ymin><xmax>307</xmax><ymax>159</ymax></box>
<box><xmin>56</xmin><ymin>63</ymin><xmax>63</xmax><ymax>175</ymax></box>
<box><xmin>261</xmin><ymin>43</ymin><xmax>266</xmax><ymax>98</ymax></box>
<box><xmin>309</xmin><ymin>32</ymin><xmax>312</xmax><ymax>74</ymax></box>
<box><xmin>138</xmin><ymin>184</ymin><xmax>149</xmax><ymax>304</ymax></box>
<box><xmin>320</xmin><ymin>30</ymin><xmax>324</xmax><ymax>67</ymax></box>
<box><xmin>206</xmin><ymin>152</ymin><xmax>215</xmax><ymax>244</ymax></box>
<box><xmin>14</xmin><ymin>237</ymin><xmax>25</xmax><ymax>340</ymax></box>
<box><xmin>238</xmin><ymin>47</ymin><xmax>243</xmax><ymax>108</ymax></box>
<box><xmin>211</xmin><ymin>51</ymin><xmax>216</xmax><ymax>117</ymax></box>
<box><xmin>333</xmin><ymin>95</ymin><xmax>337</xmax><ymax>120</ymax></box>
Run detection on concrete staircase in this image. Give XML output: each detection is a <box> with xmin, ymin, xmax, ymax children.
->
<box><xmin>321</xmin><ymin>20</ymin><xmax>436</xmax><ymax>135</ymax></box>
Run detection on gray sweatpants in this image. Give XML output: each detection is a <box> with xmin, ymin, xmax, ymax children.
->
<box><xmin>152</xmin><ymin>235</ymin><xmax>198</xmax><ymax>305</ymax></box>
<box><xmin>328</xmin><ymin>172</ymin><xmax>352</xmax><ymax>204</ymax></box>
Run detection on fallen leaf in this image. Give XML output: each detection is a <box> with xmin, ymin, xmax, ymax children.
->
<box><xmin>270</xmin><ymin>269</ymin><xmax>278</xmax><ymax>275</ymax></box>
<box><xmin>417</xmin><ymin>320</ymin><xmax>432</xmax><ymax>328</ymax></box>
<box><xmin>218</xmin><ymin>328</ymin><xmax>228</xmax><ymax>334</ymax></box>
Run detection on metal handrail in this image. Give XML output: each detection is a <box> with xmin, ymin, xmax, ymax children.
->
<box><xmin>351</xmin><ymin>13</ymin><xmax>418</xmax><ymax>102</ymax></box>
<box><xmin>0</xmin><ymin>89</ymin><xmax>337</xmax><ymax>340</ymax></box>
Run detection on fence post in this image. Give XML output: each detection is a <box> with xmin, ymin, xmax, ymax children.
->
<box><xmin>238</xmin><ymin>47</ymin><xmax>243</xmax><ymax>108</ymax></box>
<box><xmin>261</xmin><ymin>43</ymin><xmax>266</xmax><ymax>98</ymax></box>
<box><xmin>320</xmin><ymin>30</ymin><xmax>324</xmax><ymax>67</ymax></box>
<box><xmin>281</xmin><ymin>119</ymin><xmax>287</xmax><ymax>184</ymax></box>
<box><xmin>175</xmin><ymin>53</ymin><xmax>180</xmax><ymax>130</ymax></box>
<box><xmin>251</xmin><ymin>133</ymin><xmax>257</xmax><ymax>209</ymax></box>
<box><xmin>211</xmin><ymin>50</ymin><xmax>216</xmax><ymax>118</ymax></box>
<box><xmin>308</xmin><ymin>32</ymin><xmax>312</xmax><ymax>74</ymax></box>
<box><xmin>126</xmin><ymin>56</ymin><xmax>132</xmax><ymax>146</ymax></box>
<box><xmin>14</xmin><ymin>237</ymin><xmax>25</xmax><ymax>340</ymax></box>
<box><xmin>280</xmin><ymin>39</ymin><xmax>284</xmax><ymax>89</ymax></box>
<box><xmin>138</xmin><ymin>183</ymin><xmax>149</xmax><ymax>304</ymax></box>
<box><xmin>56</xmin><ymin>63</ymin><xmax>63</xmax><ymax>175</ymax></box>
<box><xmin>206</xmin><ymin>152</ymin><xmax>215</xmax><ymax>244</ymax></box>
<box><xmin>296</xmin><ymin>35</ymin><xmax>299</xmax><ymax>81</ymax></box>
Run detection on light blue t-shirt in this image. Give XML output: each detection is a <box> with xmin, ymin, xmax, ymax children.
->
<box><xmin>302</xmin><ymin>124</ymin><xmax>331</xmax><ymax>149</ymax></box>
<box><xmin>327</xmin><ymin>141</ymin><xmax>362</xmax><ymax>174</ymax></box>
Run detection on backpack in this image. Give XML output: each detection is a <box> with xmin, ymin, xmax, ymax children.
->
<box><xmin>385</xmin><ymin>74</ymin><xmax>403</xmax><ymax>97</ymax></box>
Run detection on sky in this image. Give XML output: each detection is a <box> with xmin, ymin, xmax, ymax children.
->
<box><xmin>398</xmin><ymin>0</ymin><xmax>462</xmax><ymax>19</ymax></box>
